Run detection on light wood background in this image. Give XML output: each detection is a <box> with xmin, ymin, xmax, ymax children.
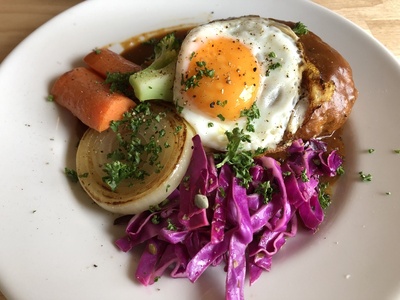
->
<box><xmin>0</xmin><ymin>0</ymin><xmax>399</xmax><ymax>299</ymax></box>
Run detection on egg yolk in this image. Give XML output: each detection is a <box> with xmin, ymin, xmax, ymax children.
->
<box><xmin>182</xmin><ymin>37</ymin><xmax>260</xmax><ymax>121</ymax></box>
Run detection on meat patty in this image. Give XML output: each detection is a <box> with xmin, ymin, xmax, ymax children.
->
<box><xmin>281</xmin><ymin>21</ymin><xmax>358</xmax><ymax>146</ymax></box>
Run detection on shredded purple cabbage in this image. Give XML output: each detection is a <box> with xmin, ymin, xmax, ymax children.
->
<box><xmin>115</xmin><ymin>136</ymin><xmax>342</xmax><ymax>300</ymax></box>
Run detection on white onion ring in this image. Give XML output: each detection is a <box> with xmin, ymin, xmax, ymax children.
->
<box><xmin>76</xmin><ymin>102</ymin><xmax>195</xmax><ymax>214</ymax></box>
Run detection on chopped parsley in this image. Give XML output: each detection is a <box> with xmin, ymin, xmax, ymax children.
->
<box><xmin>216</xmin><ymin>100</ymin><xmax>228</xmax><ymax>107</ymax></box>
<box><xmin>318</xmin><ymin>182</ymin><xmax>331</xmax><ymax>210</ymax></box>
<box><xmin>265</xmin><ymin>62</ymin><xmax>282</xmax><ymax>76</ymax></box>
<box><xmin>255</xmin><ymin>180</ymin><xmax>274</xmax><ymax>204</ymax></box>
<box><xmin>337</xmin><ymin>165</ymin><xmax>345</xmax><ymax>176</ymax></box>
<box><xmin>394</xmin><ymin>149</ymin><xmax>400</xmax><ymax>154</ymax></box>
<box><xmin>166</xmin><ymin>218</ymin><xmax>177</xmax><ymax>231</ymax></box>
<box><xmin>218</xmin><ymin>187</ymin><xmax>226</xmax><ymax>198</ymax></box>
<box><xmin>240</xmin><ymin>103</ymin><xmax>260</xmax><ymax>132</ymax></box>
<box><xmin>189</xmin><ymin>51</ymin><xmax>197</xmax><ymax>60</ymax></box>
<box><xmin>64</xmin><ymin>168</ymin><xmax>88</xmax><ymax>183</ymax></box>
<box><xmin>174</xmin><ymin>125</ymin><xmax>182</xmax><ymax>133</ymax></box>
<box><xmin>368</xmin><ymin>148</ymin><xmax>375</xmax><ymax>153</ymax></box>
<box><xmin>104</xmin><ymin>71</ymin><xmax>136</xmax><ymax>98</ymax></box>
<box><xmin>181</xmin><ymin>61</ymin><xmax>215</xmax><ymax>91</ymax></box>
<box><xmin>46</xmin><ymin>95</ymin><xmax>54</xmax><ymax>102</ymax></box>
<box><xmin>217</xmin><ymin>114</ymin><xmax>225</xmax><ymax>121</ymax></box>
<box><xmin>93</xmin><ymin>48</ymin><xmax>102</xmax><ymax>54</ymax></box>
<box><xmin>64</xmin><ymin>168</ymin><xmax>79</xmax><ymax>183</ymax></box>
<box><xmin>102</xmin><ymin>102</ymin><xmax>168</xmax><ymax>191</ymax></box>
<box><xmin>359</xmin><ymin>171</ymin><xmax>372</xmax><ymax>182</ymax></box>
<box><xmin>214</xmin><ymin>127</ymin><xmax>265</xmax><ymax>188</ymax></box>
<box><xmin>151</xmin><ymin>214</ymin><xmax>161</xmax><ymax>224</ymax></box>
<box><xmin>283</xmin><ymin>171</ymin><xmax>292</xmax><ymax>177</ymax></box>
<box><xmin>292</xmin><ymin>22</ymin><xmax>309</xmax><ymax>35</ymax></box>
<box><xmin>301</xmin><ymin>169</ymin><xmax>309</xmax><ymax>182</ymax></box>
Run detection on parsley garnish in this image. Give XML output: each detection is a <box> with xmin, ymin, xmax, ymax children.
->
<box><xmin>64</xmin><ymin>168</ymin><xmax>88</xmax><ymax>183</ymax></box>
<box><xmin>292</xmin><ymin>22</ymin><xmax>309</xmax><ymax>35</ymax></box>
<box><xmin>216</xmin><ymin>100</ymin><xmax>228</xmax><ymax>107</ymax></box>
<box><xmin>214</xmin><ymin>127</ymin><xmax>265</xmax><ymax>187</ymax></box>
<box><xmin>337</xmin><ymin>165</ymin><xmax>345</xmax><ymax>176</ymax></box>
<box><xmin>283</xmin><ymin>171</ymin><xmax>292</xmax><ymax>177</ymax></box>
<box><xmin>255</xmin><ymin>181</ymin><xmax>274</xmax><ymax>204</ymax></box>
<box><xmin>301</xmin><ymin>169</ymin><xmax>309</xmax><ymax>182</ymax></box>
<box><xmin>266</xmin><ymin>62</ymin><xmax>282</xmax><ymax>76</ymax></box>
<box><xmin>105</xmin><ymin>71</ymin><xmax>136</xmax><ymax>98</ymax></box>
<box><xmin>359</xmin><ymin>171</ymin><xmax>372</xmax><ymax>182</ymax></box>
<box><xmin>166</xmin><ymin>218</ymin><xmax>177</xmax><ymax>231</ymax></box>
<box><xmin>93</xmin><ymin>48</ymin><xmax>102</xmax><ymax>54</ymax></box>
<box><xmin>64</xmin><ymin>168</ymin><xmax>79</xmax><ymax>183</ymax></box>
<box><xmin>151</xmin><ymin>214</ymin><xmax>161</xmax><ymax>224</ymax></box>
<box><xmin>189</xmin><ymin>51</ymin><xmax>197</xmax><ymax>60</ymax></box>
<box><xmin>240</xmin><ymin>103</ymin><xmax>260</xmax><ymax>132</ymax></box>
<box><xmin>318</xmin><ymin>182</ymin><xmax>331</xmax><ymax>210</ymax></box>
<box><xmin>102</xmin><ymin>102</ymin><xmax>168</xmax><ymax>191</ymax></box>
<box><xmin>181</xmin><ymin>61</ymin><xmax>215</xmax><ymax>91</ymax></box>
<box><xmin>218</xmin><ymin>187</ymin><xmax>226</xmax><ymax>198</ymax></box>
<box><xmin>217</xmin><ymin>114</ymin><xmax>225</xmax><ymax>121</ymax></box>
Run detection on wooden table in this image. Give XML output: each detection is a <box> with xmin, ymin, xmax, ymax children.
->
<box><xmin>0</xmin><ymin>0</ymin><xmax>399</xmax><ymax>299</ymax></box>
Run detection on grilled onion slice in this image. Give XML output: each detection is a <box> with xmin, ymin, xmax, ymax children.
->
<box><xmin>76</xmin><ymin>102</ymin><xmax>195</xmax><ymax>214</ymax></box>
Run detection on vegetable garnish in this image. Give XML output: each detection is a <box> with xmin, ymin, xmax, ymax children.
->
<box><xmin>64</xmin><ymin>167</ymin><xmax>79</xmax><ymax>183</ymax></box>
<box><xmin>116</xmin><ymin>138</ymin><xmax>343</xmax><ymax>299</ymax></box>
<box><xmin>180</xmin><ymin>60</ymin><xmax>215</xmax><ymax>91</ymax></box>
<box><xmin>102</xmin><ymin>102</ymin><xmax>163</xmax><ymax>191</ymax></box>
<box><xmin>214</xmin><ymin>127</ymin><xmax>265</xmax><ymax>188</ymax></box>
<box><xmin>104</xmin><ymin>71</ymin><xmax>136</xmax><ymax>98</ymax></box>
<box><xmin>292</xmin><ymin>22</ymin><xmax>309</xmax><ymax>35</ymax></box>
<box><xmin>75</xmin><ymin>101</ymin><xmax>196</xmax><ymax>214</ymax></box>
<box><xmin>359</xmin><ymin>171</ymin><xmax>372</xmax><ymax>182</ymax></box>
<box><xmin>64</xmin><ymin>168</ymin><xmax>88</xmax><ymax>183</ymax></box>
<box><xmin>129</xmin><ymin>33</ymin><xmax>181</xmax><ymax>101</ymax></box>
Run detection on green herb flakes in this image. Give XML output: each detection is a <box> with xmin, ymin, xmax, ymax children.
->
<box><xmin>292</xmin><ymin>22</ymin><xmax>309</xmax><ymax>35</ymax></box>
<box><xmin>359</xmin><ymin>171</ymin><xmax>372</xmax><ymax>182</ymax></box>
<box><xmin>102</xmin><ymin>102</ymin><xmax>170</xmax><ymax>191</ymax></box>
<box><xmin>255</xmin><ymin>181</ymin><xmax>274</xmax><ymax>204</ymax></box>
<box><xmin>64</xmin><ymin>168</ymin><xmax>79</xmax><ymax>183</ymax></box>
<box><xmin>318</xmin><ymin>182</ymin><xmax>331</xmax><ymax>210</ymax></box>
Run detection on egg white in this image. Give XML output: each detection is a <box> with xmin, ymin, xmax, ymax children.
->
<box><xmin>174</xmin><ymin>16</ymin><xmax>305</xmax><ymax>152</ymax></box>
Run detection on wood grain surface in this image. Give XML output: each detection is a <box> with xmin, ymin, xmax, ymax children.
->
<box><xmin>0</xmin><ymin>0</ymin><xmax>399</xmax><ymax>299</ymax></box>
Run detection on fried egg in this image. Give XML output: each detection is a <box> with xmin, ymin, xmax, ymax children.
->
<box><xmin>173</xmin><ymin>16</ymin><xmax>306</xmax><ymax>152</ymax></box>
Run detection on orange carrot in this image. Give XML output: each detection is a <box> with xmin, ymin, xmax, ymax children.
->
<box><xmin>83</xmin><ymin>48</ymin><xmax>141</xmax><ymax>78</ymax></box>
<box><xmin>51</xmin><ymin>67</ymin><xmax>136</xmax><ymax>132</ymax></box>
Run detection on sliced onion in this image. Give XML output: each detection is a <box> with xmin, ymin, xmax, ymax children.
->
<box><xmin>76</xmin><ymin>102</ymin><xmax>195</xmax><ymax>215</ymax></box>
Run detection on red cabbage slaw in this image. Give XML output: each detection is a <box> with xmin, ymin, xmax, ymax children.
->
<box><xmin>116</xmin><ymin>135</ymin><xmax>342</xmax><ymax>300</ymax></box>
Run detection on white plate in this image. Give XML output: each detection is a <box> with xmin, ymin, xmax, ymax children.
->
<box><xmin>1</xmin><ymin>0</ymin><xmax>400</xmax><ymax>299</ymax></box>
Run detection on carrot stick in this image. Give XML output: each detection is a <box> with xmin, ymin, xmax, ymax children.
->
<box><xmin>51</xmin><ymin>67</ymin><xmax>136</xmax><ymax>132</ymax></box>
<box><xmin>83</xmin><ymin>48</ymin><xmax>141</xmax><ymax>78</ymax></box>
